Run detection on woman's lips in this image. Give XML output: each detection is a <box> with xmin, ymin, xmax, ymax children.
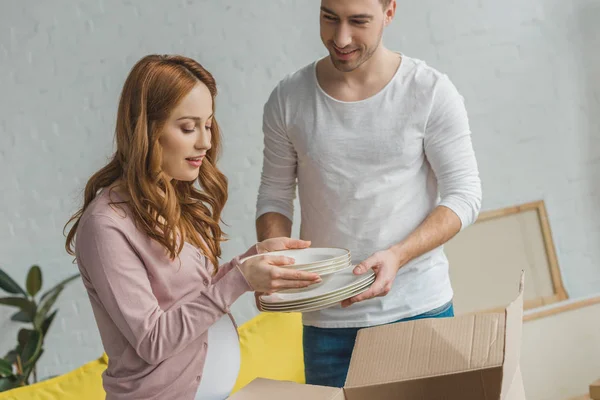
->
<box><xmin>186</xmin><ymin>156</ymin><xmax>203</xmax><ymax>167</ymax></box>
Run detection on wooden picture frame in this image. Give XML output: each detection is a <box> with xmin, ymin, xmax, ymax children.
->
<box><xmin>444</xmin><ymin>200</ymin><xmax>568</xmax><ymax>314</ymax></box>
<box><xmin>524</xmin><ymin>294</ymin><xmax>600</xmax><ymax>322</ymax></box>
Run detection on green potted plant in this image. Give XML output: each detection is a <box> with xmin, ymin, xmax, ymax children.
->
<box><xmin>0</xmin><ymin>265</ymin><xmax>80</xmax><ymax>392</ymax></box>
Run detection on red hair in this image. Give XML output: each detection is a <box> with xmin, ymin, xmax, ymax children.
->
<box><xmin>65</xmin><ymin>55</ymin><xmax>227</xmax><ymax>270</ymax></box>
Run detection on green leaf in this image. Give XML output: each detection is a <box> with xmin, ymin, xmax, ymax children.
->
<box><xmin>18</xmin><ymin>329</ymin><xmax>34</xmax><ymax>348</ymax></box>
<box><xmin>34</xmin><ymin>288</ymin><xmax>63</xmax><ymax>329</ymax></box>
<box><xmin>4</xmin><ymin>346</ymin><xmax>21</xmax><ymax>364</ymax></box>
<box><xmin>0</xmin><ymin>297</ymin><xmax>36</xmax><ymax>319</ymax></box>
<box><xmin>20</xmin><ymin>330</ymin><xmax>42</xmax><ymax>368</ymax></box>
<box><xmin>0</xmin><ymin>376</ymin><xmax>19</xmax><ymax>392</ymax></box>
<box><xmin>39</xmin><ymin>273</ymin><xmax>80</xmax><ymax>305</ymax></box>
<box><xmin>26</xmin><ymin>266</ymin><xmax>42</xmax><ymax>298</ymax></box>
<box><xmin>41</xmin><ymin>310</ymin><xmax>58</xmax><ymax>337</ymax></box>
<box><xmin>0</xmin><ymin>359</ymin><xmax>13</xmax><ymax>377</ymax></box>
<box><xmin>10</xmin><ymin>310</ymin><xmax>32</xmax><ymax>323</ymax></box>
<box><xmin>0</xmin><ymin>268</ymin><xmax>27</xmax><ymax>296</ymax></box>
<box><xmin>3</xmin><ymin>350</ymin><xmax>18</xmax><ymax>365</ymax></box>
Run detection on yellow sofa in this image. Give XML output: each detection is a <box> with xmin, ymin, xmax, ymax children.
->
<box><xmin>0</xmin><ymin>312</ymin><xmax>304</xmax><ymax>400</ymax></box>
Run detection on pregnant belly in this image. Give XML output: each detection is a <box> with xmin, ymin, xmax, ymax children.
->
<box><xmin>194</xmin><ymin>314</ymin><xmax>240</xmax><ymax>400</ymax></box>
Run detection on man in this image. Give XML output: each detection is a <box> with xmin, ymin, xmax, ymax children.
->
<box><xmin>255</xmin><ymin>0</ymin><xmax>482</xmax><ymax>388</ymax></box>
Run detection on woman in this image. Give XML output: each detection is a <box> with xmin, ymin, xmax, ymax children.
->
<box><xmin>64</xmin><ymin>54</ymin><xmax>321</xmax><ymax>400</ymax></box>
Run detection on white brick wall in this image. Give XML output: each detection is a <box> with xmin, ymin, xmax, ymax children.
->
<box><xmin>1</xmin><ymin>0</ymin><xmax>599</xmax><ymax>386</ymax></box>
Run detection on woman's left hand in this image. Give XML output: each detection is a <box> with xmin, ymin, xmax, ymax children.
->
<box><xmin>256</xmin><ymin>237</ymin><xmax>311</xmax><ymax>254</ymax></box>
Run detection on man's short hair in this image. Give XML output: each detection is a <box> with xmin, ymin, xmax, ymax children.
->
<box><xmin>380</xmin><ymin>0</ymin><xmax>391</xmax><ymax>8</ymax></box>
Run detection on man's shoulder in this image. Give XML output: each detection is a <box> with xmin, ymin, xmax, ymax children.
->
<box><xmin>269</xmin><ymin>60</ymin><xmax>317</xmax><ymax>98</ymax></box>
<box><xmin>399</xmin><ymin>54</ymin><xmax>448</xmax><ymax>88</ymax></box>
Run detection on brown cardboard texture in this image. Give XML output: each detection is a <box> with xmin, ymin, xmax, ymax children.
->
<box><xmin>230</xmin><ymin>273</ymin><xmax>525</xmax><ymax>400</ymax></box>
<box><xmin>227</xmin><ymin>378</ymin><xmax>345</xmax><ymax>400</ymax></box>
<box><xmin>590</xmin><ymin>378</ymin><xmax>600</xmax><ymax>400</ymax></box>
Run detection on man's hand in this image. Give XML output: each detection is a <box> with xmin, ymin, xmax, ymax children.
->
<box><xmin>256</xmin><ymin>237</ymin><xmax>311</xmax><ymax>254</ymax></box>
<box><xmin>340</xmin><ymin>248</ymin><xmax>403</xmax><ymax>308</ymax></box>
<box><xmin>254</xmin><ymin>292</ymin><xmax>264</xmax><ymax>311</ymax></box>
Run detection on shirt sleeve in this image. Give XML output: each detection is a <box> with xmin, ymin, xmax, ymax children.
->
<box><xmin>76</xmin><ymin>215</ymin><xmax>251</xmax><ymax>365</ymax></box>
<box><xmin>424</xmin><ymin>74</ymin><xmax>483</xmax><ymax>230</ymax></box>
<box><xmin>211</xmin><ymin>244</ymin><xmax>258</xmax><ymax>284</ymax></box>
<box><xmin>255</xmin><ymin>84</ymin><xmax>298</xmax><ymax>222</ymax></box>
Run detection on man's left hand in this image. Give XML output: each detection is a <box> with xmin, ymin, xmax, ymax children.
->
<box><xmin>341</xmin><ymin>248</ymin><xmax>402</xmax><ymax>308</ymax></box>
<box><xmin>256</xmin><ymin>237</ymin><xmax>311</xmax><ymax>254</ymax></box>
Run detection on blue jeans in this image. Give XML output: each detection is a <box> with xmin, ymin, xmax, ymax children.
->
<box><xmin>303</xmin><ymin>301</ymin><xmax>454</xmax><ymax>388</ymax></box>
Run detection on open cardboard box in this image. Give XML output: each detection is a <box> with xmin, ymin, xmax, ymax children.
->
<box><xmin>591</xmin><ymin>378</ymin><xmax>600</xmax><ymax>399</ymax></box>
<box><xmin>229</xmin><ymin>273</ymin><xmax>526</xmax><ymax>400</ymax></box>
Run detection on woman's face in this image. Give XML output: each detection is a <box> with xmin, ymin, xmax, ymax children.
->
<box><xmin>158</xmin><ymin>82</ymin><xmax>213</xmax><ymax>182</ymax></box>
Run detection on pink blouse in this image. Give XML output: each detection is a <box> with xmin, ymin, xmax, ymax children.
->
<box><xmin>75</xmin><ymin>189</ymin><xmax>256</xmax><ymax>399</ymax></box>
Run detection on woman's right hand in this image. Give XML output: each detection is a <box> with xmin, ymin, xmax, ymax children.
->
<box><xmin>238</xmin><ymin>255</ymin><xmax>322</xmax><ymax>294</ymax></box>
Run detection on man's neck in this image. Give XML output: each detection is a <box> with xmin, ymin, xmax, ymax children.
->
<box><xmin>334</xmin><ymin>46</ymin><xmax>396</xmax><ymax>81</ymax></box>
<box><xmin>316</xmin><ymin>46</ymin><xmax>402</xmax><ymax>102</ymax></box>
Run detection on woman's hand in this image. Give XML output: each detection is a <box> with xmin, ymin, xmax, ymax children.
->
<box><xmin>239</xmin><ymin>255</ymin><xmax>321</xmax><ymax>294</ymax></box>
<box><xmin>256</xmin><ymin>237</ymin><xmax>311</xmax><ymax>254</ymax></box>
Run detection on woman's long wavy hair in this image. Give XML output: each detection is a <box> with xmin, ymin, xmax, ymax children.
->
<box><xmin>65</xmin><ymin>55</ymin><xmax>228</xmax><ymax>270</ymax></box>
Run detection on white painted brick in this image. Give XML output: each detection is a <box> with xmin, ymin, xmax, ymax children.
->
<box><xmin>428</xmin><ymin>0</ymin><xmax>545</xmax><ymax>44</ymax></box>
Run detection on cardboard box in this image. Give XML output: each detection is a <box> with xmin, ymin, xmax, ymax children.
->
<box><xmin>229</xmin><ymin>273</ymin><xmax>526</xmax><ymax>400</ymax></box>
<box><xmin>591</xmin><ymin>378</ymin><xmax>600</xmax><ymax>400</ymax></box>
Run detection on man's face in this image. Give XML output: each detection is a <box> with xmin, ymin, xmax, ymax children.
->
<box><xmin>320</xmin><ymin>0</ymin><xmax>391</xmax><ymax>72</ymax></box>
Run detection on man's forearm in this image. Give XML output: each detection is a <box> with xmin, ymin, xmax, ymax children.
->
<box><xmin>390</xmin><ymin>205</ymin><xmax>463</xmax><ymax>268</ymax></box>
<box><xmin>256</xmin><ymin>212</ymin><xmax>293</xmax><ymax>241</ymax></box>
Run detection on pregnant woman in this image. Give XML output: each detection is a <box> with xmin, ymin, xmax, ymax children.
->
<box><xmin>64</xmin><ymin>54</ymin><xmax>321</xmax><ymax>400</ymax></box>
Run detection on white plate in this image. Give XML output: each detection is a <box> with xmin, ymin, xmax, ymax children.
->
<box><xmin>276</xmin><ymin>263</ymin><xmax>355</xmax><ymax>294</ymax></box>
<box><xmin>260</xmin><ymin>268</ymin><xmax>375</xmax><ymax>305</ymax></box>
<box><xmin>262</xmin><ymin>280</ymin><xmax>374</xmax><ymax>313</ymax></box>
<box><xmin>290</xmin><ymin>283</ymin><xmax>372</xmax><ymax>312</ymax></box>
<box><xmin>241</xmin><ymin>247</ymin><xmax>350</xmax><ymax>269</ymax></box>
<box><xmin>261</xmin><ymin>275</ymin><xmax>375</xmax><ymax>309</ymax></box>
<box><xmin>261</xmin><ymin>274</ymin><xmax>374</xmax><ymax>308</ymax></box>
<box><xmin>291</xmin><ymin>256</ymin><xmax>350</xmax><ymax>271</ymax></box>
<box><xmin>261</xmin><ymin>269</ymin><xmax>375</xmax><ymax>305</ymax></box>
<box><xmin>315</xmin><ymin>262</ymin><xmax>354</xmax><ymax>276</ymax></box>
<box><xmin>291</xmin><ymin>254</ymin><xmax>351</xmax><ymax>271</ymax></box>
<box><xmin>296</xmin><ymin>258</ymin><xmax>351</xmax><ymax>273</ymax></box>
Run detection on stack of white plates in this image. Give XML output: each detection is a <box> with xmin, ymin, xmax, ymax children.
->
<box><xmin>259</xmin><ymin>264</ymin><xmax>376</xmax><ymax>313</ymax></box>
<box><xmin>242</xmin><ymin>247</ymin><xmax>352</xmax><ymax>277</ymax></box>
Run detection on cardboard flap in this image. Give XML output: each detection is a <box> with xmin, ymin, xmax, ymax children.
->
<box><xmin>345</xmin><ymin>312</ymin><xmax>506</xmax><ymax>388</ymax></box>
<box><xmin>590</xmin><ymin>377</ymin><xmax>600</xmax><ymax>400</ymax></box>
<box><xmin>501</xmin><ymin>272</ymin><xmax>525</xmax><ymax>399</ymax></box>
<box><xmin>227</xmin><ymin>378</ymin><xmax>344</xmax><ymax>400</ymax></box>
<box><xmin>503</xmin><ymin>366</ymin><xmax>527</xmax><ymax>400</ymax></box>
